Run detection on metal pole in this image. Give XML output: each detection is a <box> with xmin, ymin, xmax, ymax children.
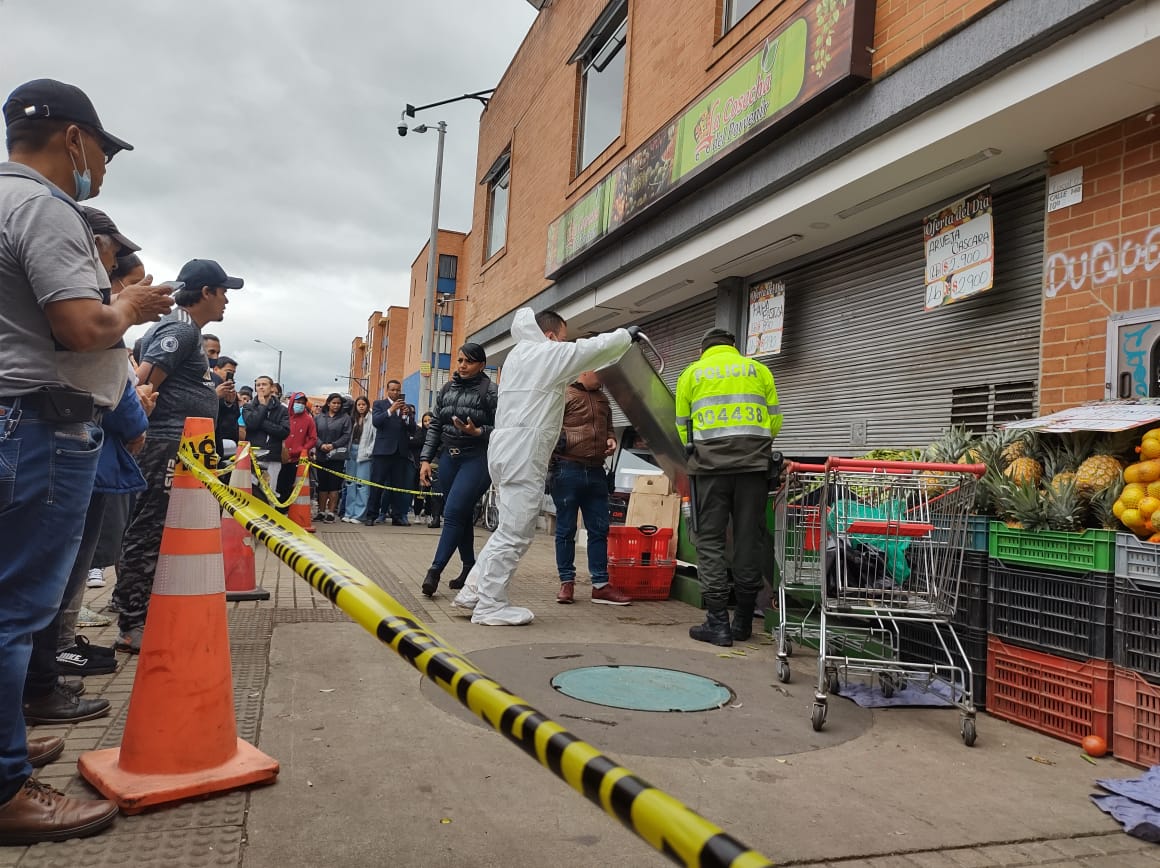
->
<box><xmin>276</xmin><ymin>351</ymin><xmax>282</xmax><ymax>390</ymax></box>
<box><xmin>418</xmin><ymin>121</ymin><xmax>446</xmax><ymax>418</ymax></box>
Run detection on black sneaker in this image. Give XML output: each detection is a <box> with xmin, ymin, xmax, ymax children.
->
<box><xmin>24</xmin><ymin>684</ymin><xmax>110</xmax><ymax>725</ymax></box>
<box><xmin>56</xmin><ymin>636</ymin><xmax>118</xmax><ymax>676</ymax></box>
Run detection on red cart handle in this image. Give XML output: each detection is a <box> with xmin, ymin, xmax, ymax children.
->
<box><xmin>824</xmin><ymin>457</ymin><xmax>986</xmax><ymax>478</ymax></box>
<box><xmin>785</xmin><ymin>461</ymin><xmax>827</xmax><ymax>473</ymax></box>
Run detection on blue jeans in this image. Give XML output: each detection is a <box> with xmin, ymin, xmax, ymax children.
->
<box><xmin>344</xmin><ymin>451</ymin><xmax>370</xmax><ymax>521</ymax></box>
<box><xmin>430</xmin><ymin>449</ymin><xmax>491</xmax><ymax>574</ymax></box>
<box><xmin>0</xmin><ymin>404</ymin><xmax>102</xmax><ymax>803</ymax></box>
<box><xmin>549</xmin><ymin>461</ymin><xmax>611</xmax><ymax>586</ymax></box>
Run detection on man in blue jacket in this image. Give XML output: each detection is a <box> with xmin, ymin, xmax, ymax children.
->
<box><xmin>364</xmin><ymin>379</ymin><xmax>415</xmax><ymax>527</ymax></box>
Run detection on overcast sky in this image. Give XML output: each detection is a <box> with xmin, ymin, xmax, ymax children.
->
<box><xmin>1</xmin><ymin>0</ymin><xmax>536</xmax><ymax>396</ymax></box>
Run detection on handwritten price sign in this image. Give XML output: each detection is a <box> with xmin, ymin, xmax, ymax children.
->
<box><xmin>923</xmin><ymin>188</ymin><xmax>995</xmax><ymax>311</ymax></box>
<box><xmin>746</xmin><ymin>280</ymin><xmax>785</xmax><ymax>356</ymax></box>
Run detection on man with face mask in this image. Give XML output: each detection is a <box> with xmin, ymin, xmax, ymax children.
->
<box><xmin>113</xmin><ymin>258</ymin><xmax>243</xmax><ymax>654</ymax></box>
<box><xmin>0</xmin><ymin>78</ymin><xmax>173</xmax><ymax>844</ymax></box>
<box><xmin>453</xmin><ymin>309</ymin><xmax>638</xmax><ymax>625</ymax></box>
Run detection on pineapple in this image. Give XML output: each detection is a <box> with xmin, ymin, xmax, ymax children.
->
<box><xmin>1042</xmin><ymin>474</ymin><xmax>1084</xmax><ymax>531</ymax></box>
<box><xmin>923</xmin><ymin>425</ymin><xmax>973</xmax><ymax>463</ymax></box>
<box><xmin>1090</xmin><ymin>479</ymin><xmax>1123</xmax><ymax>530</ymax></box>
<box><xmin>1076</xmin><ymin>454</ymin><xmax>1124</xmax><ymax>497</ymax></box>
<box><xmin>996</xmin><ymin>478</ymin><xmax>1047</xmax><ymax>530</ymax></box>
<box><xmin>1005</xmin><ymin>456</ymin><xmax>1044</xmax><ymax>486</ymax></box>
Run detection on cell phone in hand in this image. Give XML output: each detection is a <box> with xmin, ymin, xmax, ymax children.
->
<box><xmin>158</xmin><ymin>280</ymin><xmax>185</xmax><ymax>292</ymax></box>
<box><xmin>225</xmin><ymin>370</ymin><xmax>235</xmax><ymax>382</ymax></box>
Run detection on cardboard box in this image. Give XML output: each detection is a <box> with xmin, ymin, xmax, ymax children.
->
<box><xmin>626</xmin><ymin>474</ymin><xmax>679</xmax><ymax>557</ymax></box>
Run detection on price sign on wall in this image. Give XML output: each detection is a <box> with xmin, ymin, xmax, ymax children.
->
<box><xmin>746</xmin><ymin>280</ymin><xmax>786</xmax><ymax>355</ymax></box>
<box><xmin>923</xmin><ymin>187</ymin><xmax>994</xmax><ymax>311</ymax></box>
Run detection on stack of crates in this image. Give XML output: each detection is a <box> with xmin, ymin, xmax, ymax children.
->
<box><xmin>897</xmin><ymin>515</ymin><xmax>991</xmax><ymax>706</ymax></box>
<box><xmin>985</xmin><ymin>523</ymin><xmax>1117</xmax><ymax>746</ymax></box>
<box><xmin>1111</xmin><ymin>534</ymin><xmax>1160</xmax><ymax>767</ymax></box>
<box><xmin>607</xmin><ymin>526</ymin><xmax>675</xmax><ymax>600</ymax></box>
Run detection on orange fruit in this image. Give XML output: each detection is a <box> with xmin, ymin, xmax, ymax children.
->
<box><xmin>1139</xmin><ymin>461</ymin><xmax>1160</xmax><ymax>483</ymax></box>
<box><xmin>1147</xmin><ymin>481</ymin><xmax>1160</xmax><ymax>499</ymax></box>
<box><xmin>1125</xmin><ymin>464</ymin><xmax>1142</xmax><ymax>484</ymax></box>
<box><xmin>1139</xmin><ymin>496</ymin><xmax>1160</xmax><ymax>518</ymax></box>
<box><xmin>1121</xmin><ymin>483</ymin><xmax>1146</xmax><ymax>509</ymax></box>
<box><xmin>1121</xmin><ymin>508</ymin><xmax>1144</xmax><ymax>530</ymax></box>
<box><xmin>1141</xmin><ymin>438</ymin><xmax>1160</xmax><ymax>461</ymax></box>
<box><xmin>1082</xmin><ymin>734</ymin><xmax>1107</xmax><ymax>757</ymax></box>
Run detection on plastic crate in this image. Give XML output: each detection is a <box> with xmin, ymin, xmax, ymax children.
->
<box><xmin>988</xmin><ymin>522</ymin><xmax>1115</xmax><ymax>574</ymax></box>
<box><xmin>1113</xmin><ymin>667</ymin><xmax>1160</xmax><ymax>768</ymax></box>
<box><xmin>988</xmin><ymin>559</ymin><xmax>1113</xmax><ymax>661</ymax></box>
<box><xmin>1114</xmin><ymin>533</ymin><xmax>1160</xmax><ymax>586</ymax></box>
<box><xmin>1114</xmin><ymin>574</ymin><xmax>1160</xmax><ymax>678</ymax></box>
<box><xmin>986</xmin><ymin>636</ymin><xmax>1113</xmax><ymax>746</ymax></box>
<box><xmin>898</xmin><ymin>622</ymin><xmax>987</xmax><ymax>707</ymax></box>
<box><xmin>608</xmin><ymin>560</ymin><xmax>676</xmax><ymax>600</ymax></box>
<box><xmin>608</xmin><ymin>525</ymin><xmax>673</xmax><ymax>564</ymax></box>
<box><xmin>967</xmin><ymin>515</ymin><xmax>990</xmax><ymax>553</ymax></box>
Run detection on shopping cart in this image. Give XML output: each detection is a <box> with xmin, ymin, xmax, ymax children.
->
<box><xmin>774</xmin><ymin>463</ymin><xmax>897</xmax><ymax>685</ymax></box>
<box><xmin>810</xmin><ymin>457</ymin><xmax>986</xmax><ymax>746</ymax></box>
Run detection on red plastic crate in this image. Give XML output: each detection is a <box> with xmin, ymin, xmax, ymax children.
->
<box><xmin>985</xmin><ymin>636</ymin><xmax>1113</xmax><ymax>746</ymax></box>
<box><xmin>607</xmin><ymin>526</ymin><xmax>673</xmax><ymax>563</ymax></box>
<box><xmin>1113</xmin><ymin>667</ymin><xmax>1160</xmax><ymax>768</ymax></box>
<box><xmin>608</xmin><ymin>560</ymin><xmax>677</xmax><ymax>600</ymax></box>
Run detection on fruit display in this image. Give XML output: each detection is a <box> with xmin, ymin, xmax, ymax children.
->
<box><xmin>1112</xmin><ymin>428</ymin><xmax>1160</xmax><ymax>539</ymax></box>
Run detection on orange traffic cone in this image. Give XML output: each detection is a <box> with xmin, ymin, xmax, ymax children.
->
<box><xmin>78</xmin><ymin>417</ymin><xmax>279</xmax><ymax>813</ymax></box>
<box><xmin>287</xmin><ymin>458</ymin><xmax>316</xmax><ymax>533</ymax></box>
<box><xmin>223</xmin><ymin>443</ymin><xmax>268</xmax><ymax>602</ymax></box>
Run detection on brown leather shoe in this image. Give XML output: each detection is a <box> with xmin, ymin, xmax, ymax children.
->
<box><xmin>27</xmin><ymin>737</ymin><xmax>64</xmax><ymax>769</ymax></box>
<box><xmin>556</xmin><ymin>582</ymin><xmax>575</xmax><ymax>604</ymax></box>
<box><xmin>591</xmin><ymin>584</ymin><xmax>632</xmax><ymax>605</ymax></box>
<box><xmin>0</xmin><ymin>778</ymin><xmax>118</xmax><ymax>845</ymax></box>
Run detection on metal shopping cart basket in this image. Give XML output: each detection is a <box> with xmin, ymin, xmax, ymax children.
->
<box><xmin>774</xmin><ymin>463</ymin><xmax>897</xmax><ymax>685</ymax></box>
<box><xmin>810</xmin><ymin>457</ymin><xmax>986</xmax><ymax>746</ymax></box>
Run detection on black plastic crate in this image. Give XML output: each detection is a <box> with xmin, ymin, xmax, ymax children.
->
<box><xmin>988</xmin><ymin>559</ymin><xmax>1113</xmax><ymax>661</ymax></box>
<box><xmin>898</xmin><ymin>622</ymin><xmax>987</xmax><ymax>707</ymax></box>
<box><xmin>1115</xmin><ymin>574</ymin><xmax>1160</xmax><ymax>680</ymax></box>
<box><xmin>955</xmin><ymin>551</ymin><xmax>989</xmax><ymax>631</ymax></box>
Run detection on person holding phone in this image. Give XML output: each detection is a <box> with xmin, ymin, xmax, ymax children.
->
<box><xmin>210</xmin><ymin>354</ymin><xmax>239</xmax><ymax>454</ymax></box>
<box><xmin>418</xmin><ymin>344</ymin><xmax>498</xmax><ymax>596</ymax></box>
<box><xmin>364</xmin><ymin>379</ymin><xmax>415</xmax><ymax>527</ymax></box>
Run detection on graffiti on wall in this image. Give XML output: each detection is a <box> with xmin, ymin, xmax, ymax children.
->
<box><xmin>1044</xmin><ymin>225</ymin><xmax>1160</xmax><ymax>298</ymax></box>
<box><xmin>1122</xmin><ymin>323</ymin><xmax>1154</xmax><ymax>399</ymax></box>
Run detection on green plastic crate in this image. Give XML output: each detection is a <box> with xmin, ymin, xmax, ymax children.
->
<box><xmin>988</xmin><ymin>522</ymin><xmax>1115</xmax><ymax>574</ymax></box>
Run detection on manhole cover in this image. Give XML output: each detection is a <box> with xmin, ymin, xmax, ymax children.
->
<box><xmin>550</xmin><ymin>665</ymin><xmax>733</xmax><ymax>712</ymax></box>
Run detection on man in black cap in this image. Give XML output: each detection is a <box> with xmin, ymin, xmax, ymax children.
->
<box><xmin>675</xmin><ymin>327</ymin><xmax>782</xmax><ymax>647</ymax></box>
<box><xmin>0</xmin><ymin>78</ymin><xmax>172</xmax><ymax>845</ymax></box>
<box><xmin>113</xmin><ymin>259</ymin><xmax>243</xmax><ymax>654</ymax></box>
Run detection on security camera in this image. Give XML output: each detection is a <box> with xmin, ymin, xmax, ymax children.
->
<box><xmin>397</xmin><ymin>122</ymin><xmax>408</xmax><ymax>137</ymax></box>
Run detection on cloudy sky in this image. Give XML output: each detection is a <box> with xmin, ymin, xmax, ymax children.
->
<box><xmin>1</xmin><ymin>0</ymin><xmax>536</xmax><ymax>395</ymax></box>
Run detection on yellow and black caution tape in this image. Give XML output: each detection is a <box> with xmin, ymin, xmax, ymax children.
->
<box><xmin>304</xmin><ymin>459</ymin><xmax>441</xmax><ymax>497</ymax></box>
<box><xmin>178</xmin><ymin>442</ymin><xmax>774</xmax><ymax>868</ymax></box>
<box><xmin>250</xmin><ymin>455</ymin><xmax>309</xmax><ymax>508</ymax></box>
<box><xmin>203</xmin><ymin>443</ymin><xmax>252</xmax><ymax>478</ymax></box>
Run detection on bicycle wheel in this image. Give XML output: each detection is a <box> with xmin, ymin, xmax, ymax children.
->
<box><xmin>484</xmin><ymin>502</ymin><xmax>499</xmax><ymax>531</ymax></box>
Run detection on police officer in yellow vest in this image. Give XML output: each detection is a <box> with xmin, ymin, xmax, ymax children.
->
<box><xmin>676</xmin><ymin>327</ymin><xmax>782</xmax><ymax>647</ymax></box>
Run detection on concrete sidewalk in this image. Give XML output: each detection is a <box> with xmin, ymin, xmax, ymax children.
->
<box><xmin>7</xmin><ymin>520</ymin><xmax>1160</xmax><ymax>867</ymax></box>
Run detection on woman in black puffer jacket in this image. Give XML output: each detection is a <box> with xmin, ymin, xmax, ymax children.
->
<box><xmin>418</xmin><ymin>343</ymin><xmax>498</xmax><ymax>597</ymax></box>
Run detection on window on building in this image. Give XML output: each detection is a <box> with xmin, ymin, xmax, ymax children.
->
<box><xmin>723</xmin><ymin>0</ymin><xmax>761</xmax><ymax>32</ymax></box>
<box><xmin>573</xmin><ymin>0</ymin><xmax>628</xmax><ymax>172</ymax></box>
<box><xmin>486</xmin><ymin>162</ymin><xmax>510</xmax><ymax>260</ymax></box>
<box><xmin>438</xmin><ymin>254</ymin><xmax>458</xmax><ymax>281</ymax></box>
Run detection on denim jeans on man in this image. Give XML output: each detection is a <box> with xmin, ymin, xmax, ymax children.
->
<box><xmin>430</xmin><ymin>448</ymin><xmax>491</xmax><ymax>573</ymax></box>
<box><xmin>549</xmin><ymin>460</ymin><xmax>611</xmax><ymax>586</ymax></box>
<box><xmin>0</xmin><ymin>404</ymin><xmax>102</xmax><ymax>803</ymax></box>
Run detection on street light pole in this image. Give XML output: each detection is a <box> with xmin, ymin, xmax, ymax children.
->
<box><xmin>417</xmin><ymin>120</ymin><xmax>446</xmax><ymax>418</ymax></box>
<box><xmin>253</xmin><ymin>338</ymin><xmax>283</xmax><ymax>388</ymax></box>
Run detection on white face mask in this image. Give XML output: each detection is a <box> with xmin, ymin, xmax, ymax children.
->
<box><xmin>293</xmin><ymin>402</ymin><xmax>306</xmax><ymax>414</ymax></box>
<box><xmin>69</xmin><ymin>135</ymin><xmax>93</xmax><ymax>201</ymax></box>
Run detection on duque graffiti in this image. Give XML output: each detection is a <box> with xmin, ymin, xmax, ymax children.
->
<box><xmin>1044</xmin><ymin>224</ymin><xmax>1160</xmax><ymax>298</ymax></box>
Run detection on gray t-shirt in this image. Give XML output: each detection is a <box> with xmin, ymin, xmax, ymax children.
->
<box><xmin>0</xmin><ymin>162</ymin><xmax>113</xmax><ymax>398</ymax></box>
<box><xmin>137</xmin><ymin>308</ymin><xmax>218</xmax><ymax>440</ymax></box>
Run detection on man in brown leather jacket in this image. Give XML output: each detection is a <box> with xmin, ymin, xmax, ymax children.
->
<box><xmin>549</xmin><ymin>371</ymin><xmax>631</xmax><ymax>605</ymax></box>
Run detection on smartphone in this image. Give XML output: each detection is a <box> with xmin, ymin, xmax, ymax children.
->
<box><xmin>225</xmin><ymin>370</ymin><xmax>235</xmax><ymax>382</ymax></box>
<box><xmin>158</xmin><ymin>280</ymin><xmax>185</xmax><ymax>292</ymax></box>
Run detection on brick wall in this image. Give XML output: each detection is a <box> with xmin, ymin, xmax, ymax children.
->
<box><xmin>385</xmin><ymin>306</ymin><xmax>409</xmax><ymax>390</ymax></box>
<box><xmin>347</xmin><ymin>337</ymin><xmax>367</xmax><ymax>398</ymax></box>
<box><xmin>404</xmin><ymin>230</ymin><xmax>468</xmax><ymax>381</ymax></box>
<box><xmin>1039</xmin><ymin>109</ymin><xmax>1160</xmax><ymax>413</ymax></box>
<box><xmin>464</xmin><ymin>0</ymin><xmax>1006</xmax><ymax>336</ymax></box>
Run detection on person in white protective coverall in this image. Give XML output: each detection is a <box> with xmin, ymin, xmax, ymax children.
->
<box><xmin>452</xmin><ymin>308</ymin><xmax>639</xmax><ymax>625</ymax></box>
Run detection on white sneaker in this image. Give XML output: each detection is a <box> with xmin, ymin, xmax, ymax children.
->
<box><xmin>86</xmin><ymin>568</ymin><xmax>106</xmax><ymax>588</ymax></box>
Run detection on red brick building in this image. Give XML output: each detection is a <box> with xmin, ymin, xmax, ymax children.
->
<box><xmin>461</xmin><ymin>0</ymin><xmax>1158</xmax><ymax>452</ymax></box>
<box><xmin>357</xmin><ymin>307</ymin><xmax>409</xmax><ymax>401</ymax></box>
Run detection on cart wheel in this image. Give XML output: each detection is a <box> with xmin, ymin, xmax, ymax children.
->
<box><xmin>825</xmin><ymin>670</ymin><xmax>841</xmax><ymax>695</ymax></box>
<box><xmin>810</xmin><ymin>702</ymin><xmax>827</xmax><ymax>732</ymax></box>
<box><xmin>879</xmin><ymin>673</ymin><xmax>895</xmax><ymax>699</ymax></box>
<box><xmin>777</xmin><ymin>660</ymin><xmax>791</xmax><ymax>683</ymax></box>
<box><xmin>961</xmin><ymin>717</ymin><xmax>977</xmax><ymax>747</ymax></box>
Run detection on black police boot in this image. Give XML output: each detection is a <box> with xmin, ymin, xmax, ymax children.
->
<box><xmin>732</xmin><ymin>594</ymin><xmax>757</xmax><ymax>641</ymax></box>
<box><xmin>689</xmin><ymin>609</ymin><xmax>733</xmax><ymax>647</ymax></box>
<box><xmin>421</xmin><ymin>568</ymin><xmax>441</xmax><ymax>598</ymax></box>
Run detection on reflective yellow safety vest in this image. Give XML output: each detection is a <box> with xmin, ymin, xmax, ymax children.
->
<box><xmin>675</xmin><ymin>344</ymin><xmax>782</xmax><ymax>473</ymax></box>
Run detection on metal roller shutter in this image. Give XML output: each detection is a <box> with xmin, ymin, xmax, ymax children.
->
<box><xmin>609</xmin><ymin>293</ymin><xmax>717</xmax><ymax>428</ymax></box>
<box><xmin>756</xmin><ymin>178</ymin><xmax>1045</xmax><ymax>456</ymax></box>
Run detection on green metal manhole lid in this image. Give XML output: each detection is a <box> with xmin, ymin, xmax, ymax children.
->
<box><xmin>550</xmin><ymin>665</ymin><xmax>733</xmax><ymax>712</ymax></box>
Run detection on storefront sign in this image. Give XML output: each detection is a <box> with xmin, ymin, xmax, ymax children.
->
<box><xmin>746</xmin><ymin>280</ymin><xmax>786</xmax><ymax>356</ymax></box>
<box><xmin>1047</xmin><ymin>166</ymin><xmax>1083</xmax><ymax>213</ymax></box>
<box><xmin>545</xmin><ymin>0</ymin><xmax>875</xmax><ymax>277</ymax></box>
<box><xmin>923</xmin><ymin>187</ymin><xmax>994</xmax><ymax>311</ymax></box>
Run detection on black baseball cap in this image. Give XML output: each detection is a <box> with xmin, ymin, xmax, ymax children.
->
<box><xmin>81</xmin><ymin>206</ymin><xmax>141</xmax><ymax>256</ymax></box>
<box><xmin>3</xmin><ymin>79</ymin><xmax>133</xmax><ymax>155</ymax></box>
<box><xmin>176</xmin><ymin>259</ymin><xmax>244</xmax><ymax>290</ymax></box>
